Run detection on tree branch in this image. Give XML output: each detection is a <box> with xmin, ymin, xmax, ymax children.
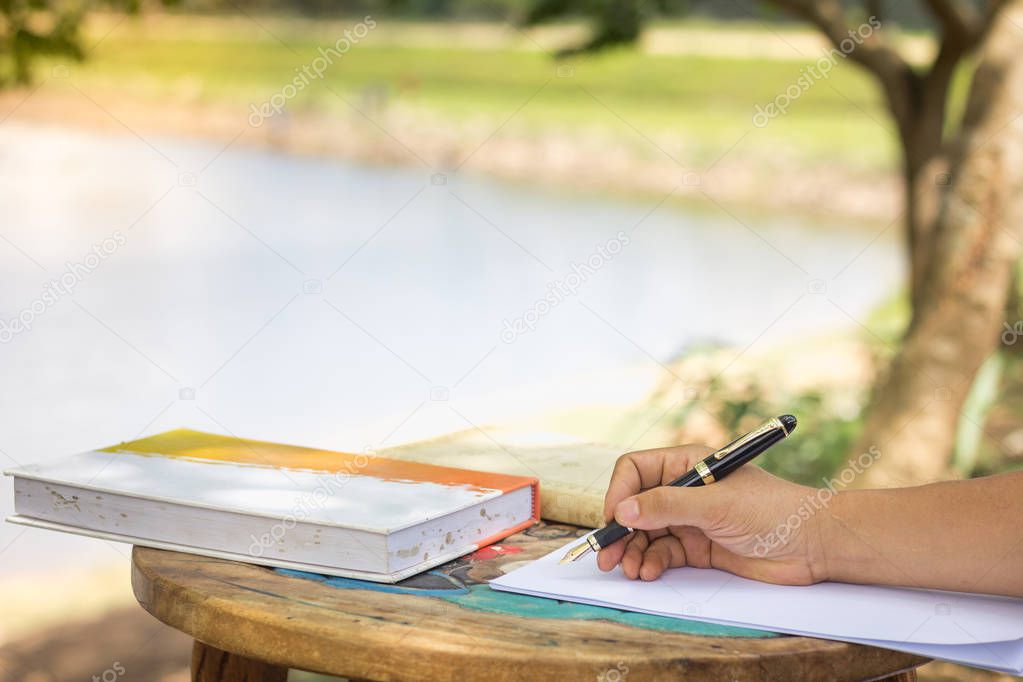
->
<box><xmin>923</xmin><ymin>0</ymin><xmax>982</xmax><ymax>45</ymax></box>
<box><xmin>767</xmin><ymin>0</ymin><xmax>918</xmax><ymax>127</ymax></box>
<box><xmin>978</xmin><ymin>0</ymin><xmax>1014</xmax><ymax>43</ymax></box>
<box><xmin>866</xmin><ymin>0</ymin><xmax>884</xmax><ymax>25</ymax></box>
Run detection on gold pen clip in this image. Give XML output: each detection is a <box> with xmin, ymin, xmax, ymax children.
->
<box><xmin>713</xmin><ymin>417</ymin><xmax>784</xmax><ymax>460</ymax></box>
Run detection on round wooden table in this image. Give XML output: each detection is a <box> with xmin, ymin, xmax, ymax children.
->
<box><xmin>131</xmin><ymin>522</ymin><xmax>928</xmax><ymax>681</ymax></box>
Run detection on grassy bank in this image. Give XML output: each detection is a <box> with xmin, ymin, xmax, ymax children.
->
<box><xmin>6</xmin><ymin>14</ymin><xmax>973</xmax><ymax>219</ymax></box>
<box><xmin>54</xmin><ymin>14</ymin><xmax>917</xmax><ymax>171</ymax></box>
<box><xmin>81</xmin><ymin>14</ymin><xmax>904</xmax><ymax>166</ymax></box>
<box><xmin>7</xmin><ymin>15</ymin><xmax>968</xmax><ymax>218</ymax></box>
<box><xmin>85</xmin><ymin>18</ymin><xmax>887</xmax><ymax>158</ymax></box>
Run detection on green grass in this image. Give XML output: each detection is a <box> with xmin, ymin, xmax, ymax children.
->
<box><xmin>48</xmin><ymin>15</ymin><xmax>915</xmax><ymax>171</ymax></box>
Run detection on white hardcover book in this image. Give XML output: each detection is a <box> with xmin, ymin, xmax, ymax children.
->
<box><xmin>5</xmin><ymin>429</ymin><xmax>539</xmax><ymax>582</ymax></box>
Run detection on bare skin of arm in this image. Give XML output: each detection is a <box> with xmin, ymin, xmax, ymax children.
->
<box><xmin>596</xmin><ymin>445</ymin><xmax>1023</xmax><ymax>598</ymax></box>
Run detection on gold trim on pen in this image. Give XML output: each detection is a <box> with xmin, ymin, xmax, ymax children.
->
<box><xmin>713</xmin><ymin>417</ymin><xmax>784</xmax><ymax>459</ymax></box>
<box><xmin>695</xmin><ymin>460</ymin><xmax>715</xmax><ymax>484</ymax></box>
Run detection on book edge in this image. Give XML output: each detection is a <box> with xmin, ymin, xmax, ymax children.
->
<box><xmin>5</xmin><ymin>514</ymin><xmax>438</xmax><ymax>583</ymax></box>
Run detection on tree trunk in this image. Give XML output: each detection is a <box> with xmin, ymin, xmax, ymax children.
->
<box><xmin>854</xmin><ymin>1</ymin><xmax>1023</xmax><ymax>488</ymax></box>
<box><xmin>900</xmin><ymin>41</ymin><xmax>969</xmax><ymax>326</ymax></box>
<box><xmin>902</xmin><ymin>129</ymin><xmax>945</xmax><ymax>327</ymax></box>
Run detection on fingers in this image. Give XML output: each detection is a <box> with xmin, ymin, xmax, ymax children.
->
<box><xmin>659</xmin><ymin>446</ymin><xmax>712</xmax><ymax>485</ymax></box>
<box><xmin>602</xmin><ymin>445</ymin><xmax>713</xmax><ymax>522</ymax></box>
<box><xmin>710</xmin><ymin>544</ymin><xmax>815</xmax><ymax>586</ymax></box>
<box><xmin>620</xmin><ymin>531</ymin><xmax>649</xmax><ymax>580</ymax></box>
<box><xmin>602</xmin><ymin>451</ymin><xmax>661</xmax><ymax>523</ymax></box>
<box><xmin>674</xmin><ymin>525</ymin><xmax>713</xmax><ymax>569</ymax></box>
<box><xmin>596</xmin><ymin>534</ymin><xmax>628</xmax><ymax>572</ymax></box>
<box><xmin>599</xmin><ymin>528</ymin><xmax>710</xmax><ymax>580</ymax></box>
<box><xmin>709</xmin><ymin>544</ymin><xmax>761</xmax><ymax>581</ymax></box>
<box><xmin>615</xmin><ymin>484</ymin><xmax>726</xmax><ymax>532</ymax></box>
<box><xmin>640</xmin><ymin>534</ymin><xmax>686</xmax><ymax>581</ymax></box>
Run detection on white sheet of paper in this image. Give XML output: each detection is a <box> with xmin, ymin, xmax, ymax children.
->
<box><xmin>489</xmin><ymin>535</ymin><xmax>1023</xmax><ymax>674</ymax></box>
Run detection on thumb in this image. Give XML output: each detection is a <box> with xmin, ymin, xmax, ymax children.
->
<box><xmin>614</xmin><ymin>485</ymin><xmax>725</xmax><ymax>531</ymax></box>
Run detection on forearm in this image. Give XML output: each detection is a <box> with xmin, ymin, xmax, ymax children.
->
<box><xmin>818</xmin><ymin>471</ymin><xmax>1023</xmax><ymax>597</ymax></box>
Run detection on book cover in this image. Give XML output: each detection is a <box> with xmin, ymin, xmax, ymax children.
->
<box><xmin>5</xmin><ymin>429</ymin><xmax>540</xmax><ymax>582</ymax></box>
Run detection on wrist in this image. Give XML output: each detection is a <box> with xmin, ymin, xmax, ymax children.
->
<box><xmin>806</xmin><ymin>488</ymin><xmax>842</xmax><ymax>584</ymax></box>
<box><xmin>813</xmin><ymin>488</ymin><xmax>882</xmax><ymax>585</ymax></box>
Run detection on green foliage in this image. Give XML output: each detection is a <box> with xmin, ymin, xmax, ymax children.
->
<box><xmin>1</xmin><ymin>0</ymin><xmax>85</xmax><ymax>85</ymax></box>
<box><xmin>525</xmin><ymin>0</ymin><xmax>643</xmax><ymax>54</ymax></box>
<box><xmin>521</xmin><ymin>0</ymin><xmax>940</xmax><ymax>55</ymax></box>
<box><xmin>0</xmin><ymin>0</ymin><xmax>178</xmax><ymax>86</ymax></box>
<box><xmin>954</xmin><ymin>351</ymin><xmax>1005</xmax><ymax>476</ymax></box>
<box><xmin>668</xmin><ymin>377</ymin><xmax>862</xmax><ymax>486</ymax></box>
<box><xmin>756</xmin><ymin>391</ymin><xmax>862</xmax><ymax>486</ymax></box>
<box><xmin>863</xmin><ymin>289</ymin><xmax>910</xmax><ymax>346</ymax></box>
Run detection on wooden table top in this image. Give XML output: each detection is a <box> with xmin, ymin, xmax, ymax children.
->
<box><xmin>131</xmin><ymin>521</ymin><xmax>927</xmax><ymax>681</ymax></box>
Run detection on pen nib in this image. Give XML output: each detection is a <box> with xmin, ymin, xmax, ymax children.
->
<box><xmin>559</xmin><ymin>541</ymin><xmax>593</xmax><ymax>564</ymax></box>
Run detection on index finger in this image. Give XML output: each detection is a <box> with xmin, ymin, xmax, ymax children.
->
<box><xmin>602</xmin><ymin>444</ymin><xmax>712</xmax><ymax>522</ymax></box>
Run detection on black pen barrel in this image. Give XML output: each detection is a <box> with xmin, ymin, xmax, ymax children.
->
<box><xmin>592</xmin><ymin>521</ymin><xmax>631</xmax><ymax>548</ymax></box>
<box><xmin>705</xmin><ymin>428</ymin><xmax>787</xmax><ymax>480</ymax></box>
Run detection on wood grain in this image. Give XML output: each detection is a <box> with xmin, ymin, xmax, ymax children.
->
<box><xmin>192</xmin><ymin>641</ymin><xmax>287</xmax><ymax>682</ymax></box>
<box><xmin>132</xmin><ymin>545</ymin><xmax>927</xmax><ymax>681</ymax></box>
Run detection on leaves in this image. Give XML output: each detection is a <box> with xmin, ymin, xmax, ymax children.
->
<box><xmin>0</xmin><ymin>0</ymin><xmax>172</xmax><ymax>85</ymax></box>
<box><xmin>524</xmin><ymin>0</ymin><xmax>645</xmax><ymax>55</ymax></box>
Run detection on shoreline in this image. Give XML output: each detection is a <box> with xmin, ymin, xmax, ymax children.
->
<box><xmin>1</xmin><ymin>84</ymin><xmax>900</xmax><ymax>227</ymax></box>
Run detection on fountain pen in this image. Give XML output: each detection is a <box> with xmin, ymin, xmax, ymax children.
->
<box><xmin>559</xmin><ymin>414</ymin><xmax>797</xmax><ymax>564</ymax></box>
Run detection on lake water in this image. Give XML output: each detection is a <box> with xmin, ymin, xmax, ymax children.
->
<box><xmin>0</xmin><ymin>122</ymin><xmax>901</xmax><ymax>574</ymax></box>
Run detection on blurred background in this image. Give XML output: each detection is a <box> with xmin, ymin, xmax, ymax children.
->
<box><xmin>2</xmin><ymin>0</ymin><xmax>1022</xmax><ymax>678</ymax></box>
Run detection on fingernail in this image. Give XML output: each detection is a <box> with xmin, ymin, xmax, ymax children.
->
<box><xmin>617</xmin><ymin>498</ymin><xmax>639</xmax><ymax>524</ymax></box>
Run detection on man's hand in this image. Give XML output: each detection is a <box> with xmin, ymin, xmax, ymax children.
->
<box><xmin>597</xmin><ymin>447</ymin><xmax>1023</xmax><ymax>597</ymax></box>
<box><xmin>596</xmin><ymin>444</ymin><xmax>828</xmax><ymax>585</ymax></box>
